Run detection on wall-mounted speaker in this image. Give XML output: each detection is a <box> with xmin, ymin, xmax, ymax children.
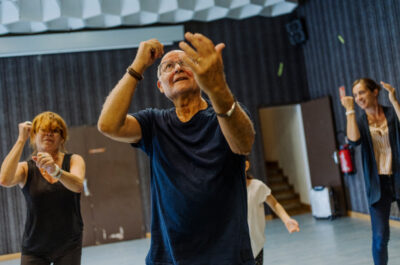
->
<box><xmin>285</xmin><ymin>19</ymin><xmax>307</xmax><ymax>46</ymax></box>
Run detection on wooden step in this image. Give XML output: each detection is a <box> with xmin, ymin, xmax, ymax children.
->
<box><xmin>286</xmin><ymin>204</ymin><xmax>311</xmax><ymax>216</ymax></box>
<box><xmin>265</xmin><ymin>160</ymin><xmax>310</xmax><ymax>217</ymax></box>
<box><xmin>276</xmin><ymin>197</ymin><xmax>302</xmax><ymax>211</ymax></box>
<box><xmin>279</xmin><ymin>197</ymin><xmax>302</xmax><ymax>207</ymax></box>
<box><xmin>283</xmin><ymin>201</ymin><xmax>302</xmax><ymax>210</ymax></box>
<box><xmin>267</xmin><ymin>175</ymin><xmax>287</xmax><ymax>183</ymax></box>
<box><xmin>267</xmin><ymin>168</ymin><xmax>283</xmax><ymax>175</ymax></box>
<box><xmin>269</xmin><ymin>182</ymin><xmax>293</xmax><ymax>192</ymax></box>
<box><xmin>265</xmin><ymin>162</ymin><xmax>282</xmax><ymax>174</ymax></box>
<box><xmin>273</xmin><ymin>189</ymin><xmax>298</xmax><ymax>200</ymax></box>
<box><xmin>265</xmin><ymin>161</ymin><xmax>279</xmax><ymax>169</ymax></box>
<box><xmin>268</xmin><ymin>179</ymin><xmax>288</xmax><ymax>186</ymax></box>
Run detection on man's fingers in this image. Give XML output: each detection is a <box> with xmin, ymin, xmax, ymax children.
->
<box><xmin>184</xmin><ymin>32</ymin><xmax>214</xmax><ymax>55</ymax></box>
<box><xmin>138</xmin><ymin>39</ymin><xmax>164</xmax><ymax>64</ymax></box>
<box><xmin>180</xmin><ymin>54</ymin><xmax>199</xmax><ymax>73</ymax></box>
<box><xmin>152</xmin><ymin>43</ymin><xmax>164</xmax><ymax>59</ymax></box>
<box><xmin>179</xmin><ymin>41</ymin><xmax>199</xmax><ymax>61</ymax></box>
<box><xmin>215</xmin><ymin>43</ymin><xmax>226</xmax><ymax>54</ymax></box>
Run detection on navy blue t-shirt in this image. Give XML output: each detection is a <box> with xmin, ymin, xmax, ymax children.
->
<box><xmin>131</xmin><ymin>102</ymin><xmax>255</xmax><ymax>265</ymax></box>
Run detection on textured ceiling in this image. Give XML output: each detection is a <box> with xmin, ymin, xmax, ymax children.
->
<box><xmin>0</xmin><ymin>0</ymin><xmax>298</xmax><ymax>35</ymax></box>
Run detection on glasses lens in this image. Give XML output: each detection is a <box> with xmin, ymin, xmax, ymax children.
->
<box><xmin>161</xmin><ymin>60</ymin><xmax>186</xmax><ymax>73</ymax></box>
<box><xmin>162</xmin><ymin>61</ymin><xmax>174</xmax><ymax>73</ymax></box>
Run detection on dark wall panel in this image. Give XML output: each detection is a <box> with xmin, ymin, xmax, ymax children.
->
<box><xmin>297</xmin><ymin>0</ymin><xmax>400</xmax><ymax>218</ymax></box>
<box><xmin>0</xmin><ymin>16</ymin><xmax>309</xmax><ymax>254</ymax></box>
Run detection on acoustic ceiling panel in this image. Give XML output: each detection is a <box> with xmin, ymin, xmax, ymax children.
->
<box><xmin>0</xmin><ymin>0</ymin><xmax>298</xmax><ymax>35</ymax></box>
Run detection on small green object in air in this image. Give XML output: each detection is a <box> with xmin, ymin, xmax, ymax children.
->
<box><xmin>338</xmin><ymin>35</ymin><xmax>345</xmax><ymax>44</ymax></box>
<box><xmin>277</xmin><ymin>62</ymin><xmax>284</xmax><ymax>77</ymax></box>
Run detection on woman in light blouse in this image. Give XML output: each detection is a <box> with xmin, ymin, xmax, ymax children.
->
<box><xmin>340</xmin><ymin>78</ymin><xmax>400</xmax><ymax>265</ymax></box>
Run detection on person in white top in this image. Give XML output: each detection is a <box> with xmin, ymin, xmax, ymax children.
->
<box><xmin>245</xmin><ymin>158</ymin><xmax>299</xmax><ymax>265</ymax></box>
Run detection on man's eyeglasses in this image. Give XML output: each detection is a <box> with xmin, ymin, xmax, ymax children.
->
<box><xmin>159</xmin><ymin>60</ymin><xmax>188</xmax><ymax>74</ymax></box>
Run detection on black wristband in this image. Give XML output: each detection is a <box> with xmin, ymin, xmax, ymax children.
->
<box><xmin>126</xmin><ymin>67</ymin><xmax>143</xmax><ymax>81</ymax></box>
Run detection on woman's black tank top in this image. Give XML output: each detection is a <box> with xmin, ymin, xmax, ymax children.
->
<box><xmin>21</xmin><ymin>153</ymin><xmax>83</xmax><ymax>256</ymax></box>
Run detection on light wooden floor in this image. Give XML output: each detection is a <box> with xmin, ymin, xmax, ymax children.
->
<box><xmin>1</xmin><ymin>213</ymin><xmax>400</xmax><ymax>265</ymax></box>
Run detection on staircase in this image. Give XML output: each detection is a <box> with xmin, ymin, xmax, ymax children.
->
<box><xmin>266</xmin><ymin>161</ymin><xmax>310</xmax><ymax>216</ymax></box>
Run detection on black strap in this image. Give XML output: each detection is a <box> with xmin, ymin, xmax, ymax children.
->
<box><xmin>62</xmin><ymin>153</ymin><xmax>72</xmax><ymax>172</ymax></box>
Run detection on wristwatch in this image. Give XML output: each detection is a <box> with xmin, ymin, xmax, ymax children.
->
<box><xmin>216</xmin><ymin>101</ymin><xmax>237</xmax><ymax>118</ymax></box>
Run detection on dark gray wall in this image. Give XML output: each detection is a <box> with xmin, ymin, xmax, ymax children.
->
<box><xmin>0</xmin><ymin>15</ymin><xmax>309</xmax><ymax>254</ymax></box>
<box><xmin>297</xmin><ymin>0</ymin><xmax>400</xmax><ymax>219</ymax></box>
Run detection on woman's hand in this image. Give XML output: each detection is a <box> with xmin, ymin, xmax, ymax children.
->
<box><xmin>285</xmin><ymin>218</ymin><xmax>300</xmax><ymax>234</ymax></box>
<box><xmin>32</xmin><ymin>152</ymin><xmax>57</xmax><ymax>175</ymax></box>
<box><xmin>18</xmin><ymin>121</ymin><xmax>32</xmax><ymax>143</ymax></box>
<box><xmin>381</xmin><ymin>81</ymin><xmax>398</xmax><ymax>104</ymax></box>
<box><xmin>339</xmin><ymin>86</ymin><xmax>355</xmax><ymax>111</ymax></box>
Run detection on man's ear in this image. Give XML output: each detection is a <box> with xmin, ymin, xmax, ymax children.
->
<box><xmin>157</xmin><ymin>80</ymin><xmax>164</xmax><ymax>94</ymax></box>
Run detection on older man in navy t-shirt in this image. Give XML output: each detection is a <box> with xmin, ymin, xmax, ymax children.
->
<box><xmin>98</xmin><ymin>32</ymin><xmax>255</xmax><ymax>265</ymax></box>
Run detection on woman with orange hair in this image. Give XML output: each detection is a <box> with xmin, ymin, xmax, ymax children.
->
<box><xmin>0</xmin><ymin>111</ymin><xmax>86</xmax><ymax>265</ymax></box>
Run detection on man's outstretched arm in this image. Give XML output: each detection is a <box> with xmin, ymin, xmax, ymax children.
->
<box><xmin>98</xmin><ymin>39</ymin><xmax>164</xmax><ymax>143</ymax></box>
<box><xmin>179</xmin><ymin>32</ymin><xmax>255</xmax><ymax>155</ymax></box>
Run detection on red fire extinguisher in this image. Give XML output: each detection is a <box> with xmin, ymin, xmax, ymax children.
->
<box><xmin>339</xmin><ymin>144</ymin><xmax>354</xmax><ymax>174</ymax></box>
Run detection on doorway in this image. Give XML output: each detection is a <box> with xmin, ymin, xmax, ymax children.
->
<box><xmin>259</xmin><ymin>97</ymin><xmax>347</xmax><ymax>216</ymax></box>
<box><xmin>259</xmin><ymin>104</ymin><xmax>312</xmax><ymax>205</ymax></box>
